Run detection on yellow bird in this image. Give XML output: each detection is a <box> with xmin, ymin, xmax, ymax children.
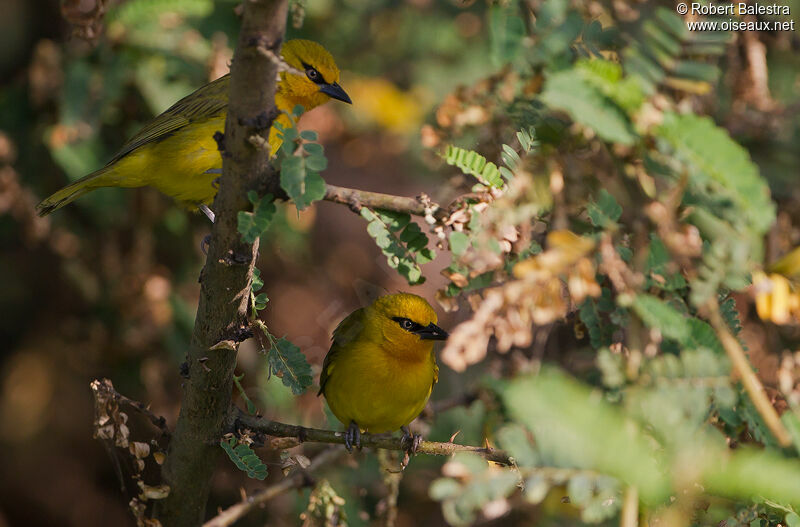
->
<box><xmin>319</xmin><ymin>293</ymin><xmax>448</xmax><ymax>451</ymax></box>
<box><xmin>36</xmin><ymin>39</ymin><xmax>351</xmax><ymax>218</ymax></box>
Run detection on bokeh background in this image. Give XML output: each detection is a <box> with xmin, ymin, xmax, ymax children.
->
<box><xmin>0</xmin><ymin>0</ymin><xmax>491</xmax><ymax>525</ymax></box>
<box><xmin>3</xmin><ymin>0</ymin><xmax>800</xmax><ymax>526</ymax></box>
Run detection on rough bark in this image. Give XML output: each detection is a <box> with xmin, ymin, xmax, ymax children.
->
<box><xmin>155</xmin><ymin>1</ymin><xmax>288</xmax><ymax>525</ymax></box>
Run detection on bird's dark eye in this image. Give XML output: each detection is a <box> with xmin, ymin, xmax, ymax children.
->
<box><xmin>392</xmin><ymin>317</ymin><xmax>416</xmax><ymax>331</ymax></box>
<box><xmin>305</xmin><ymin>67</ymin><xmax>321</xmax><ymax>83</ymax></box>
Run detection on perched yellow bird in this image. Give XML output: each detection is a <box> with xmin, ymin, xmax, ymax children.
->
<box><xmin>36</xmin><ymin>39</ymin><xmax>351</xmax><ymax>217</ymax></box>
<box><xmin>319</xmin><ymin>293</ymin><xmax>448</xmax><ymax>451</ymax></box>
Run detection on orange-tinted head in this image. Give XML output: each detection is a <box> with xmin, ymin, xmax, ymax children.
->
<box><xmin>279</xmin><ymin>39</ymin><xmax>351</xmax><ymax>110</ymax></box>
<box><xmin>368</xmin><ymin>293</ymin><xmax>448</xmax><ymax>360</ymax></box>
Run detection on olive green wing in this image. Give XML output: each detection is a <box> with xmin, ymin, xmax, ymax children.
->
<box><xmin>107</xmin><ymin>74</ymin><xmax>231</xmax><ymax>165</ymax></box>
<box><xmin>318</xmin><ymin>308</ymin><xmax>367</xmax><ymax>396</ymax></box>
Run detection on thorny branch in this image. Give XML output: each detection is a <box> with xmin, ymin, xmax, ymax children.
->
<box><xmin>323</xmin><ymin>183</ymin><xmax>491</xmax><ymax>221</ymax></box>
<box><xmin>235</xmin><ymin>411</ymin><xmax>514</xmax><ymax>465</ymax></box>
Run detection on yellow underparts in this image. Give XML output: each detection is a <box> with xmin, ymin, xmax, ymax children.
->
<box><xmin>323</xmin><ymin>341</ymin><xmax>436</xmax><ymax>433</ymax></box>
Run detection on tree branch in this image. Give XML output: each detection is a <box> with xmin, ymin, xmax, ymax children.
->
<box><xmin>323</xmin><ymin>183</ymin><xmax>491</xmax><ymax>221</ymax></box>
<box><xmin>203</xmin><ymin>447</ymin><xmax>343</xmax><ymax>527</ymax></box>
<box><xmin>156</xmin><ymin>1</ymin><xmax>288</xmax><ymax>525</ymax></box>
<box><xmin>704</xmin><ymin>298</ymin><xmax>793</xmax><ymax>448</ymax></box>
<box><xmin>324</xmin><ymin>184</ymin><xmax>434</xmax><ymax>216</ymax></box>
<box><xmin>235</xmin><ymin>412</ymin><xmax>513</xmax><ymax>465</ymax></box>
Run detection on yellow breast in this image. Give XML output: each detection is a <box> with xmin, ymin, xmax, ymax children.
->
<box><xmin>323</xmin><ymin>340</ymin><xmax>437</xmax><ymax>433</ymax></box>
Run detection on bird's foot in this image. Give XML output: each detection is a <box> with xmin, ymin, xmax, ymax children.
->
<box><xmin>200</xmin><ymin>234</ymin><xmax>211</xmax><ymax>255</ymax></box>
<box><xmin>344</xmin><ymin>421</ymin><xmax>361</xmax><ymax>453</ymax></box>
<box><xmin>399</xmin><ymin>426</ymin><xmax>423</xmax><ymax>470</ymax></box>
<box><xmin>401</xmin><ymin>426</ymin><xmax>423</xmax><ymax>456</ymax></box>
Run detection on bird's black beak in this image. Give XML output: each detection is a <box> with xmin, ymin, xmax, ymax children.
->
<box><xmin>320</xmin><ymin>82</ymin><xmax>352</xmax><ymax>104</ymax></box>
<box><xmin>415</xmin><ymin>322</ymin><xmax>449</xmax><ymax>341</ymax></box>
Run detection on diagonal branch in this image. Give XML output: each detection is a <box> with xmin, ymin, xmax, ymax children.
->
<box><xmin>704</xmin><ymin>298</ymin><xmax>793</xmax><ymax>447</ymax></box>
<box><xmin>203</xmin><ymin>447</ymin><xmax>343</xmax><ymax>527</ymax></box>
<box><xmin>235</xmin><ymin>412</ymin><xmax>513</xmax><ymax>465</ymax></box>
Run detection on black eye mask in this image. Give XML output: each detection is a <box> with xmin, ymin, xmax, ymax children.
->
<box><xmin>392</xmin><ymin>317</ymin><xmax>449</xmax><ymax>341</ymax></box>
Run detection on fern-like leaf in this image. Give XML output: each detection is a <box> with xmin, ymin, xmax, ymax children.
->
<box><xmin>267</xmin><ymin>337</ymin><xmax>313</xmax><ymax>395</ymax></box>
<box><xmin>220</xmin><ymin>437</ymin><xmax>268</xmax><ymax>480</ymax></box>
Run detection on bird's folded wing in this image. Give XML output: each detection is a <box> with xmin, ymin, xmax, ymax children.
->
<box><xmin>318</xmin><ymin>307</ymin><xmax>367</xmax><ymax>395</ymax></box>
<box><xmin>107</xmin><ymin>75</ymin><xmax>231</xmax><ymax>165</ymax></box>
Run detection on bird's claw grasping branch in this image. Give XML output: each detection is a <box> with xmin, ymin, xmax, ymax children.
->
<box><xmin>344</xmin><ymin>421</ymin><xmax>361</xmax><ymax>452</ymax></box>
<box><xmin>234</xmin><ymin>410</ymin><xmax>513</xmax><ymax>465</ymax></box>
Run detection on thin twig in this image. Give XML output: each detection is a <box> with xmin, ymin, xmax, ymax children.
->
<box><xmin>620</xmin><ymin>486</ymin><xmax>638</xmax><ymax>527</ymax></box>
<box><xmin>92</xmin><ymin>377</ymin><xmax>170</xmax><ymax>438</ymax></box>
<box><xmin>704</xmin><ymin>299</ymin><xmax>793</xmax><ymax>447</ymax></box>
<box><xmin>324</xmin><ymin>184</ymin><xmax>436</xmax><ymax>217</ymax></box>
<box><xmin>204</xmin><ymin>447</ymin><xmax>342</xmax><ymax>527</ymax></box>
<box><xmin>116</xmin><ymin>392</ymin><xmax>171</xmax><ymax>438</ymax></box>
<box><xmin>235</xmin><ymin>411</ymin><xmax>513</xmax><ymax>465</ymax></box>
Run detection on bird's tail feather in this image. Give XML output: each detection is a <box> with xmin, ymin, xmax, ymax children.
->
<box><xmin>36</xmin><ymin>167</ymin><xmax>114</xmax><ymax>216</ymax></box>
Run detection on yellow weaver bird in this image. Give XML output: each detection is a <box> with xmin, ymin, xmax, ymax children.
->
<box><xmin>319</xmin><ymin>293</ymin><xmax>448</xmax><ymax>451</ymax></box>
<box><xmin>36</xmin><ymin>39</ymin><xmax>351</xmax><ymax>218</ymax></box>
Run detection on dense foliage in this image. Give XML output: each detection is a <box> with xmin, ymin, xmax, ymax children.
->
<box><xmin>3</xmin><ymin>0</ymin><xmax>800</xmax><ymax>526</ymax></box>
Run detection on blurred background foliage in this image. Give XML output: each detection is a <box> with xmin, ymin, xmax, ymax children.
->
<box><xmin>3</xmin><ymin>0</ymin><xmax>800</xmax><ymax>526</ymax></box>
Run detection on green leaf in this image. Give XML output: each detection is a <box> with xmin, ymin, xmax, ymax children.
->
<box><xmin>496</xmin><ymin>424</ymin><xmax>539</xmax><ymax>467</ymax></box>
<box><xmin>294</xmin><ymin>171</ymin><xmax>326</xmax><ymax>210</ymax></box>
<box><xmin>631</xmin><ymin>294</ymin><xmax>690</xmax><ymax>343</ymax></box>
<box><xmin>303</xmin><ymin>142</ymin><xmax>324</xmax><ymax>156</ymax></box>
<box><xmin>299</xmin><ymin>130</ymin><xmax>318</xmax><ymax>141</ymax></box>
<box><xmin>237</xmin><ymin>193</ymin><xmax>276</xmax><ymax>244</ymax></box>
<box><xmin>254</xmin><ymin>293</ymin><xmax>268</xmax><ymax>311</ymax></box>
<box><xmin>501</xmin><ymin>368</ymin><xmax>670</xmax><ymax>503</ymax></box>
<box><xmin>305</xmin><ymin>153</ymin><xmax>327</xmax><ymax>172</ymax></box>
<box><xmin>587</xmin><ymin>189</ymin><xmax>622</xmax><ymax>228</ymax></box>
<box><xmin>449</xmin><ymin>231</ymin><xmax>470</xmax><ymax>256</ymax></box>
<box><xmin>267</xmin><ymin>337</ymin><xmax>313</xmax><ymax>395</ymax></box>
<box><xmin>489</xmin><ymin>5</ymin><xmax>526</xmax><ymax>66</ymax></box>
<box><xmin>541</xmin><ymin>68</ymin><xmax>636</xmax><ymax>145</ymax></box>
<box><xmin>443</xmin><ymin>145</ymin><xmax>506</xmax><ymax>188</ymax></box>
<box><xmin>220</xmin><ymin>438</ymin><xmax>268</xmax><ymax>480</ymax></box>
<box><xmin>361</xmin><ymin>208</ymin><xmax>433</xmax><ymax>285</ymax></box>
<box><xmin>576</xmin><ymin>59</ymin><xmax>646</xmax><ymax>113</ymax></box>
<box><xmin>280</xmin><ymin>155</ymin><xmax>326</xmax><ymax>210</ymax></box>
<box><xmin>429</xmin><ymin>478</ymin><xmax>462</xmax><ymax>501</ymax></box>
<box><xmin>657</xmin><ymin>112</ymin><xmax>774</xmax><ymax>234</ymax></box>
<box><xmin>252</xmin><ymin>268</ymin><xmax>264</xmax><ymax>292</ymax></box>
